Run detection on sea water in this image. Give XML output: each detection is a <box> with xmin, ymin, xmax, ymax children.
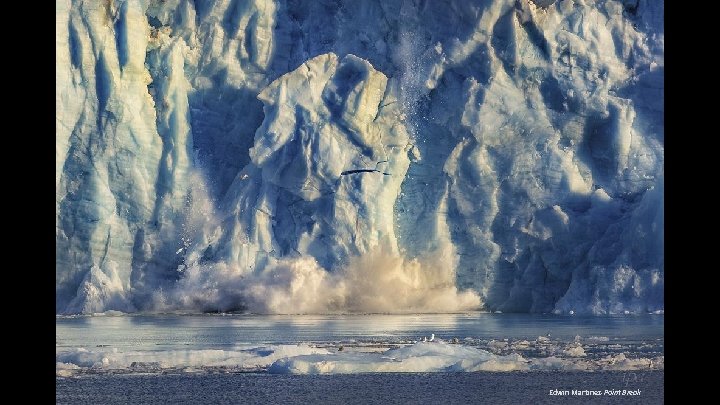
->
<box><xmin>56</xmin><ymin>313</ymin><xmax>663</xmax><ymax>403</ymax></box>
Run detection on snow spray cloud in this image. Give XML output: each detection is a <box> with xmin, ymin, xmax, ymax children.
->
<box><xmin>157</xmin><ymin>245</ymin><xmax>481</xmax><ymax>314</ymax></box>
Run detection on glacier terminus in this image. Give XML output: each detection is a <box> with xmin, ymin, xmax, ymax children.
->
<box><xmin>56</xmin><ymin>0</ymin><xmax>663</xmax><ymax>315</ymax></box>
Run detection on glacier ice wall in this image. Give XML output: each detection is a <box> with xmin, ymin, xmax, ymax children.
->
<box><xmin>56</xmin><ymin>0</ymin><xmax>663</xmax><ymax>314</ymax></box>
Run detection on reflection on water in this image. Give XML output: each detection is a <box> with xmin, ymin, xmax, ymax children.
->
<box><xmin>57</xmin><ymin>313</ymin><xmax>663</xmax><ymax>351</ymax></box>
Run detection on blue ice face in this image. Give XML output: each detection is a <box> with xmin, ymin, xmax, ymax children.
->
<box><xmin>56</xmin><ymin>0</ymin><xmax>663</xmax><ymax>315</ymax></box>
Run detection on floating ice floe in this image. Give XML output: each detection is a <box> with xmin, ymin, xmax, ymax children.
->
<box><xmin>57</xmin><ymin>338</ymin><xmax>663</xmax><ymax>376</ymax></box>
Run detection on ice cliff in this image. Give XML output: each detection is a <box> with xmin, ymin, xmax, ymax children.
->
<box><xmin>56</xmin><ymin>0</ymin><xmax>664</xmax><ymax>314</ymax></box>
